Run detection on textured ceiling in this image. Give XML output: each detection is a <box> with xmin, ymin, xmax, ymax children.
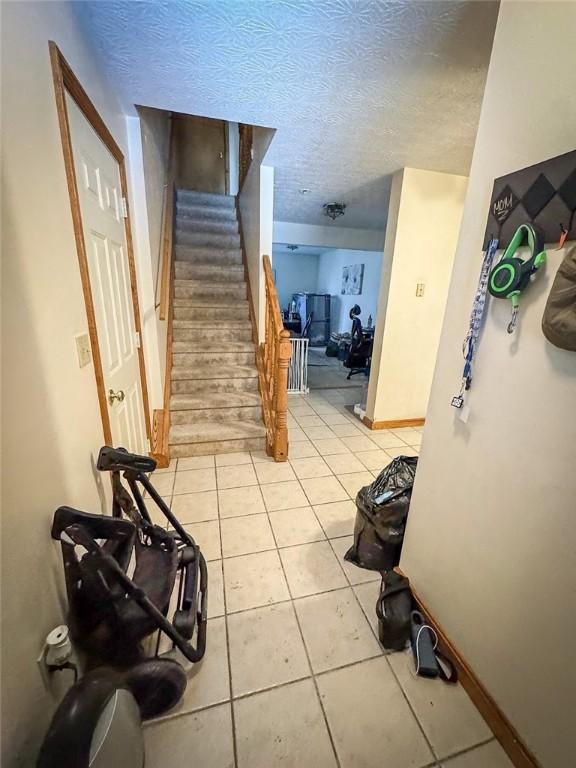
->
<box><xmin>77</xmin><ymin>0</ymin><xmax>499</xmax><ymax>230</ymax></box>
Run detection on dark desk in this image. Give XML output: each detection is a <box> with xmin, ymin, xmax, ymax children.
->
<box><xmin>283</xmin><ymin>319</ymin><xmax>302</xmax><ymax>334</ymax></box>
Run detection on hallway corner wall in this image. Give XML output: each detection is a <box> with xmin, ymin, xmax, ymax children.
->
<box><xmin>366</xmin><ymin>168</ymin><xmax>467</xmax><ymax>423</ymax></box>
<box><xmin>400</xmin><ymin>2</ymin><xmax>576</xmax><ymax>765</ymax></box>
<box><xmin>238</xmin><ymin>126</ymin><xmax>276</xmax><ymax>341</ymax></box>
<box><xmin>126</xmin><ymin>113</ymin><xmax>167</xmax><ymax>407</ymax></box>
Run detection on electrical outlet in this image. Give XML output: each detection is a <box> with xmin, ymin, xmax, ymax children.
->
<box><xmin>75</xmin><ymin>333</ymin><xmax>92</xmax><ymax>368</ymax></box>
<box><xmin>415</xmin><ymin>282</ymin><xmax>425</xmax><ymax>297</ymax></box>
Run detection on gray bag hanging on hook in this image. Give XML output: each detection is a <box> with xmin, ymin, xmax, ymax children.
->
<box><xmin>542</xmin><ymin>246</ymin><xmax>576</xmax><ymax>351</ymax></box>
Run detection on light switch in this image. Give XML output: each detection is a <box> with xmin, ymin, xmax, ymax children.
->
<box><xmin>415</xmin><ymin>282</ymin><xmax>425</xmax><ymax>297</ymax></box>
<box><xmin>75</xmin><ymin>333</ymin><xmax>92</xmax><ymax>368</ymax></box>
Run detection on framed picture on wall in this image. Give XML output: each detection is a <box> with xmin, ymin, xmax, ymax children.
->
<box><xmin>341</xmin><ymin>264</ymin><xmax>364</xmax><ymax>295</ymax></box>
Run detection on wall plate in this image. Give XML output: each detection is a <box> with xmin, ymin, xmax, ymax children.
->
<box><xmin>75</xmin><ymin>332</ymin><xmax>92</xmax><ymax>368</ymax></box>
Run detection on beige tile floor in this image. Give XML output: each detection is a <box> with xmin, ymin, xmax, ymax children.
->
<box><xmin>145</xmin><ymin>387</ymin><xmax>513</xmax><ymax>768</ymax></box>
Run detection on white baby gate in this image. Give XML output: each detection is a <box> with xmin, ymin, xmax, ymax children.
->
<box><xmin>288</xmin><ymin>337</ymin><xmax>309</xmax><ymax>393</ymax></box>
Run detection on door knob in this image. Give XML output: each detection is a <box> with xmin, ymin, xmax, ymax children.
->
<box><xmin>108</xmin><ymin>389</ymin><xmax>125</xmax><ymax>405</ymax></box>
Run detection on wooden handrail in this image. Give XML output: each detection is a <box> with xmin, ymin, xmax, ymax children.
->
<box><xmin>257</xmin><ymin>255</ymin><xmax>292</xmax><ymax>461</ymax></box>
<box><xmin>151</xmin><ymin>119</ymin><xmax>176</xmax><ymax>467</ymax></box>
<box><xmin>159</xmin><ymin>120</ymin><xmax>176</xmax><ymax>321</ymax></box>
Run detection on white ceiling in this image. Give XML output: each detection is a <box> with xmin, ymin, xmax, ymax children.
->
<box><xmin>77</xmin><ymin>0</ymin><xmax>498</xmax><ymax>230</ymax></box>
<box><xmin>273</xmin><ymin>243</ymin><xmax>331</xmax><ymax>258</ymax></box>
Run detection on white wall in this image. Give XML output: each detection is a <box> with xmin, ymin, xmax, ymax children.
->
<box><xmin>1</xmin><ymin>2</ymin><xmax>147</xmax><ymax>763</ymax></box>
<box><xmin>238</xmin><ymin>126</ymin><xmax>276</xmax><ymax>340</ymax></box>
<box><xmin>367</xmin><ymin>168</ymin><xmax>467</xmax><ymax>422</ymax></box>
<box><xmin>126</xmin><ymin>115</ymin><xmax>165</xmax><ymax>407</ymax></box>
<box><xmin>136</xmin><ymin>107</ymin><xmax>171</xmax><ymax>301</ymax></box>
<box><xmin>317</xmin><ymin>249</ymin><xmax>383</xmax><ymax>335</ymax></box>
<box><xmin>401</xmin><ymin>3</ymin><xmax>576</xmax><ymax>766</ymax></box>
<box><xmin>227</xmin><ymin>121</ymin><xmax>240</xmax><ymax>196</ymax></box>
<box><xmin>274</xmin><ymin>220</ymin><xmax>385</xmax><ymax>252</ymax></box>
<box><xmin>273</xmin><ymin>251</ymin><xmax>320</xmax><ymax>311</ymax></box>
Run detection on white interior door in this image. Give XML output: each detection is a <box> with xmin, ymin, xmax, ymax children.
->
<box><xmin>67</xmin><ymin>93</ymin><xmax>147</xmax><ymax>454</ymax></box>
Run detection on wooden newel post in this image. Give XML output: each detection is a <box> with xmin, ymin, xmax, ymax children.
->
<box><xmin>273</xmin><ymin>329</ymin><xmax>292</xmax><ymax>461</ymax></box>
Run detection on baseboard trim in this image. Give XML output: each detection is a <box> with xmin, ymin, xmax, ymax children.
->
<box><xmin>363</xmin><ymin>416</ymin><xmax>425</xmax><ymax>430</ymax></box>
<box><xmin>151</xmin><ymin>408</ymin><xmax>170</xmax><ymax>468</ymax></box>
<box><xmin>398</xmin><ymin>569</ymin><xmax>540</xmax><ymax>768</ymax></box>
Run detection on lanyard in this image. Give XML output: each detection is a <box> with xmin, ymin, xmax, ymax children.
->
<box><xmin>451</xmin><ymin>237</ymin><xmax>499</xmax><ymax>408</ymax></box>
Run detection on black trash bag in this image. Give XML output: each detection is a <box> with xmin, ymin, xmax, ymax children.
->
<box><xmin>344</xmin><ymin>456</ymin><xmax>418</xmax><ymax>571</ymax></box>
<box><xmin>376</xmin><ymin>571</ymin><xmax>413</xmax><ymax>651</ymax></box>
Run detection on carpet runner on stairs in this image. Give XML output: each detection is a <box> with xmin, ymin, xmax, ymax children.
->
<box><xmin>169</xmin><ymin>189</ymin><xmax>267</xmax><ymax>458</ymax></box>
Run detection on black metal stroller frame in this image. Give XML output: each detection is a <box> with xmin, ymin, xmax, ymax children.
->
<box><xmin>52</xmin><ymin>446</ymin><xmax>208</xmax><ymax>670</ymax></box>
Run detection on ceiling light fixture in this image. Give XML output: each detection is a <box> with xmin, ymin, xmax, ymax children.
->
<box><xmin>286</xmin><ymin>244</ymin><xmax>299</xmax><ymax>251</ymax></box>
<box><xmin>323</xmin><ymin>202</ymin><xmax>346</xmax><ymax>220</ymax></box>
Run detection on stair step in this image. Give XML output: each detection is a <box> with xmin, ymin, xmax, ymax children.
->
<box><xmin>170</xmin><ymin>420</ymin><xmax>267</xmax><ymax>447</ymax></box>
<box><xmin>172</xmin><ymin>364</ymin><xmax>258</xmax><ymax>381</ymax></box>
<box><xmin>174</xmin><ymin>306</ymin><xmax>249</xmax><ymax>321</ymax></box>
<box><xmin>173</xmin><ymin>340</ymin><xmax>255</xmax><ymax>354</ymax></box>
<box><xmin>173</xmin><ymin>298</ymin><xmax>248</xmax><ymax>311</ymax></box>
<box><xmin>171</xmin><ymin>404</ymin><xmax>262</xmax><ymax>425</ymax></box>
<box><xmin>175</xmin><ymin>280</ymin><xmax>247</xmax><ymax>298</ymax></box>
<box><xmin>175</xmin><ymin>262</ymin><xmax>245</xmax><ymax>281</ymax></box>
<box><xmin>173</xmin><ymin>351</ymin><xmax>255</xmax><ymax>367</ymax></box>
<box><xmin>171</xmin><ymin>377</ymin><xmax>259</xmax><ymax>395</ymax></box>
<box><xmin>171</xmin><ymin>436</ymin><xmax>266</xmax><ymax>458</ymax></box>
<box><xmin>176</xmin><ymin>217</ymin><xmax>238</xmax><ymax>236</ymax></box>
<box><xmin>175</xmin><ymin>245</ymin><xmax>242</xmax><ymax>265</ymax></box>
<box><xmin>176</xmin><ymin>202</ymin><xmax>237</xmax><ymax>222</ymax></box>
<box><xmin>176</xmin><ymin>189</ymin><xmax>236</xmax><ymax>209</ymax></box>
<box><xmin>173</xmin><ymin>327</ymin><xmax>253</xmax><ymax>343</ymax></box>
<box><xmin>171</xmin><ymin>391</ymin><xmax>262</xmax><ymax>412</ymax></box>
<box><xmin>176</xmin><ymin>230</ymin><xmax>241</xmax><ymax>250</ymax></box>
<box><xmin>173</xmin><ymin>319</ymin><xmax>252</xmax><ymax>330</ymax></box>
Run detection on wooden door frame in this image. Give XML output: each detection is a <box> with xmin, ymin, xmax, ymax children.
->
<box><xmin>49</xmin><ymin>41</ymin><xmax>152</xmax><ymax>447</ymax></box>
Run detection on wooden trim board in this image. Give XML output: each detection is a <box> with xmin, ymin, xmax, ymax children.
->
<box><xmin>363</xmin><ymin>416</ymin><xmax>425</xmax><ymax>430</ymax></box>
<box><xmin>159</xmin><ymin>119</ymin><xmax>175</xmax><ymax>320</ymax></box>
<box><xmin>399</xmin><ymin>569</ymin><xmax>540</xmax><ymax>768</ymax></box>
<box><xmin>235</xmin><ymin>198</ymin><xmax>268</xmax><ymax>441</ymax></box>
<box><xmin>150</xmin><ymin>122</ymin><xmax>176</xmax><ymax>467</ymax></box>
<box><xmin>49</xmin><ymin>41</ymin><xmax>152</xmax><ymax>447</ymax></box>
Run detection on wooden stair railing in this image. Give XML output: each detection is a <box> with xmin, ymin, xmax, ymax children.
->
<box><xmin>257</xmin><ymin>255</ymin><xmax>292</xmax><ymax>461</ymax></box>
<box><xmin>151</xmin><ymin>122</ymin><xmax>176</xmax><ymax>468</ymax></box>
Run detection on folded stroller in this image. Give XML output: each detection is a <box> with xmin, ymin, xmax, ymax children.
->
<box><xmin>51</xmin><ymin>446</ymin><xmax>208</xmax><ymax>718</ymax></box>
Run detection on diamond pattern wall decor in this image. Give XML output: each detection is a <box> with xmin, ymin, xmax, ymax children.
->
<box><xmin>77</xmin><ymin>0</ymin><xmax>499</xmax><ymax>230</ymax></box>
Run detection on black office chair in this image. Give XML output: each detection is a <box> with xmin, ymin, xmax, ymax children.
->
<box><xmin>344</xmin><ymin>305</ymin><xmax>373</xmax><ymax>379</ymax></box>
<box><xmin>301</xmin><ymin>312</ymin><xmax>313</xmax><ymax>339</ymax></box>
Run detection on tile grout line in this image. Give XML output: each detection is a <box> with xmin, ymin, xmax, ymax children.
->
<box><xmin>439</xmin><ymin>736</ymin><xmax>497</xmax><ymax>766</ymax></box>
<box><xmin>162</xmin><ymin>392</ymin><xmax>423</xmax><ymax>763</ymax></box>
<box><xmin>383</xmin><ymin>650</ymin><xmax>440</xmax><ymax>763</ymax></box>
<box><xmin>303</xmin><ymin>450</ymin><xmax>440</xmax><ymax>763</ymax></box>
<box><xmin>275</xmin><ymin>429</ymin><xmax>443</xmax><ymax>765</ymax></box>
<box><xmin>213</xmin><ymin>458</ymin><xmax>239</xmax><ymax>768</ymax></box>
<box><xmin>266</xmin><ymin>503</ymin><xmax>344</xmax><ymax>768</ymax></box>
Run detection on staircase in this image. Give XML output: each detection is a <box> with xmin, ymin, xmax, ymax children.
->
<box><xmin>169</xmin><ymin>189</ymin><xmax>267</xmax><ymax>458</ymax></box>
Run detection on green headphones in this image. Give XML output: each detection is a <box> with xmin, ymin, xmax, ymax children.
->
<box><xmin>488</xmin><ymin>223</ymin><xmax>546</xmax><ymax>332</ymax></box>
